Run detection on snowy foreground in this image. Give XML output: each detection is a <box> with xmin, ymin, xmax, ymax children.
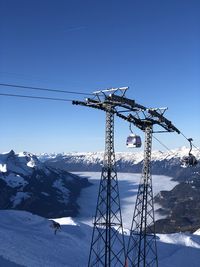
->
<box><xmin>0</xmin><ymin>210</ymin><xmax>200</xmax><ymax>267</ymax></box>
<box><xmin>1</xmin><ymin>173</ymin><xmax>200</xmax><ymax>267</ymax></box>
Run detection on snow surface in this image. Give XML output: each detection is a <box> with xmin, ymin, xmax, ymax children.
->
<box><xmin>0</xmin><ymin>163</ymin><xmax>7</xmax><ymax>172</ymax></box>
<box><xmin>0</xmin><ymin>210</ymin><xmax>200</xmax><ymax>267</ymax></box>
<box><xmin>52</xmin><ymin>217</ymin><xmax>77</xmax><ymax>226</ymax></box>
<box><xmin>193</xmin><ymin>229</ymin><xmax>200</xmax><ymax>235</ymax></box>
<box><xmin>0</xmin><ymin>210</ymin><xmax>90</xmax><ymax>267</ymax></box>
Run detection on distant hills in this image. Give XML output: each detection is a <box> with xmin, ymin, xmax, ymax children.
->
<box><xmin>38</xmin><ymin>147</ymin><xmax>200</xmax><ymax>181</ymax></box>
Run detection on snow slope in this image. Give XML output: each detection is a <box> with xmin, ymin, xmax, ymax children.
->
<box><xmin>0</xmin><ymin>210</ymin><xmax>200</xmax><ymax>267</ymax></box>
<box><xmin>0</xmin><ymin>210</ymin><xmax>90</xmax><ymax>267</ymax></box>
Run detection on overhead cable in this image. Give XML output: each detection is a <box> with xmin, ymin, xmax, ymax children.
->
<box><xmin>0</xmin><ymin>93</ymin><xmax>73</xmax><ymax>102</ymax></box>
<box><xmin>152</xmin><ymin>135</ymin><xmax>172</xmax><ymax>153</ymax></box>
<box><xmin>0</xmin><ymin>83</ymin><xmax>93</xmax><ymax>96</ymax></box>
<box><xmin>152</xmin><ymin>134</ymin><xmax>183</xmax><ymax>160</ymax></box>
<box><xmin>180</xmin><ymin>132</ymin><xmax>200</xmax><ymax>153</ymax></box>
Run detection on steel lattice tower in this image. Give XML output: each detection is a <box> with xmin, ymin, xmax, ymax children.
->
<box><xmin>88</xmin><ymin>107</ymin><xmax>126</xmax><ymax>267</ymax></box>
<box><xmin>73</xmin><ymin>87</ymin><xmax>180</xmax><ymax>267</ymax></box>
<box><xmin>126</xmin><ymin>125</ymin><xmax>158</xmax><ymax>267</ymax></box>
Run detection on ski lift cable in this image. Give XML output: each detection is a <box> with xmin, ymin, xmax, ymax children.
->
<box><xmin>1</xmin><ymin>86</ymin><xmax>199</xmax><ymax>153</ymax></box>
<box><xmin>154</xmin><ymin>126</ymin><xmax>200</xmax><ymax>154</ymax></box>
<box><xmin>0</xmin><ymin>83</ymin><xmax>93</xmax><ymax>96</ymax></box>
<box><xmin>179</xmin><ymin>131</ymin><xmax>200</xmax><ymax>153</ymax></box>
<box><xmin>129</xmin><ymin>122</ymin><xmax>133</xmax><ymax>134</ymax></box>
<box><xmin>0</xmin><ymin>92</ymin><xmax>74</xmax><ymax>102</ymax></box>
<box><xmin>191</xmin><ymin>143</ymin><xmax>200</xmax><ymax>152</ymax></box>
<box><xmin>152</xmin><ymin>135</ymin><xmax>172</xmax><ymax>153</ymax></box>
<box><xmin>152</xmin><ymin>135</ymin><xmax>176</xmax><ymax>160</ymax></box>
<box><xmin>153</xmin><ymin>132</ymin><xmax>199</xmax><ymax>162</ymax></box>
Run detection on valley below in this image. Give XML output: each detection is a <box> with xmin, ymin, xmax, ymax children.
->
<box><xmin>74</xmin><ymin>172</ymin><xmax>178</xmax><ymax>230</ymax></box>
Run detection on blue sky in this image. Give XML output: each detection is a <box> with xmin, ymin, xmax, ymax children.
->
<box><xmin>0</xmin><ymin>0</ymin><xmax>199</xmax><ymax>153</ymax></box>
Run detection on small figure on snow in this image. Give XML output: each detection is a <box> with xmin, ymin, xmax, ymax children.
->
<box><xmin>50</xmin><ymin>220</ymin><xmax>61</xmax><ymax>235</ymax></box>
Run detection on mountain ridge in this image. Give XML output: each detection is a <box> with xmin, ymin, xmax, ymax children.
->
<box><xmin>37</xmin><ymin>147</ymin><xmax>200</xmax><ymax>182</ymax></box>
<box><xmin>0</xmin><ymin>150</ymin><xmax>90</xmax><ymax>218</ymax></box>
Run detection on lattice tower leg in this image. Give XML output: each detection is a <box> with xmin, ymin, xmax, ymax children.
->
<box><xmin>126</xmin><ymin>125</ymin><xmax>158</xmax><ymax>267</ymax></box>
<box><xmin>88</xmin><ymin>108</ymin><xmax>126</xmax><ymax>267</ymax></box>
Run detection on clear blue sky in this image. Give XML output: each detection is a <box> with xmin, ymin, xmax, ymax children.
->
<box><xmin>0</xmin><ymin>0</ymin><xmax>199</xmax><ymax>153</ymax></box>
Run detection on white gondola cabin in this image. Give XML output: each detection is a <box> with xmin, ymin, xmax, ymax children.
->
<box><xmin>126</xmin><ymin>134</ymin><xmax>142</xmax><ymax>148</ymax></box>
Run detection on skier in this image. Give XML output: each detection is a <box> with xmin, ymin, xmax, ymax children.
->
<box><xmin>50</xmin><ymin>220</ymin><xmax>61</xmax><ymax>235</ymax></box>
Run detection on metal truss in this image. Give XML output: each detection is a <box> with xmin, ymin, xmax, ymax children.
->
<box><xmin>72</xmin><ymin>87</ymin><xmax>180</xmax><ymax>267</ymax></box>
<box><xmin>126</xmin><ymin>125</ymin><xmax>158</xmax><ymax>267</ymax></box>
<box><xmin>88</xmin><ymin>107</ymin><xmax>126</xmax><ymax>267</ymax></box>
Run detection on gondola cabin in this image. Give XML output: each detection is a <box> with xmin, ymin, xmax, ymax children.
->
<box><xmin>126</xmin><ymin>134</ymin><xmax>142</xmax><ymax>148</ymax></box>
<box><xmin>181</xmin><ymin>153</ymin><xmax>197</xmax><ymax>168</ymax></box>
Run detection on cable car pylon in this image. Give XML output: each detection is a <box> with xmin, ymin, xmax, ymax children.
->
<box><xmin>126</xmin><ymin>124</ymin><xmax>158</xmax><ymax>267</ymax></box>
<box><xmin>73</xmin><ymin>87</ymin><xmax>128</xmax><ymax>266</ymax></box>
<box><xmin>88</xmin><ymin>106</ymin><xmax>126</xmax><ymax>266</ymax></box>
<box><xmin>73</xmin><ymin>87</ymin><xmax>181</xmax><ymax>267</ymax></box>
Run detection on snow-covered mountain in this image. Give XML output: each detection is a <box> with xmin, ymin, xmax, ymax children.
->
<box><xmin>0</xmin><ymin>150</ymin><xmax>90</xmax><ymax>218</ymax></box>
<box><xmin>39</xmin><ymin>147</ymin><xmax>200</xmax><ymax>164</ymax></box>
<box><xmin>39</xmin><ymin>147</ymin><xmax>200</xmax><ymax>181</ymax></box>
<box><xmin>0</xmin><ymin>210</ymin><xmax>200</xmax><ymax>267</ymax></box>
